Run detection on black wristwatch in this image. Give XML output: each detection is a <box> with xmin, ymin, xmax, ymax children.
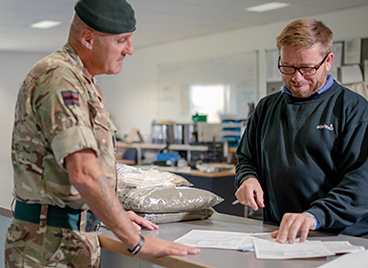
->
<box><xmin>128</xmin><ymin>235</ymin><xmax>145</xmax><ymax>255</ymax></box>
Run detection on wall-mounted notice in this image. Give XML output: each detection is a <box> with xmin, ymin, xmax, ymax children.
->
<box><xmin>344</xmin><ymin>38</ymin><xmax>361</xmax><ymax>65</ymax></box>
<box><xmin>340</xmin><ymin>64</ymin><xmax>363</xmax><ymax>84</ymax></box>
<box><xmin>332</xmin><ymin>42</ymin><xmax>343</xmax><ymax>68</ymax></box>
<box><xmin>266</xmin><ymin>49</ymin><xmax>282</xmax><ymax>82</ymax></box>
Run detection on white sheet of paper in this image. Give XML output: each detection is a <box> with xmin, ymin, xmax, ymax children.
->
<box><xmin>332</xmin><ymin>42</ymin><xmax>343</xmax><ymax>68</ymax></box>
<box><xmin>322</xmin><ymin>241</ymin><xmax>365</xmax><ymax>254</ymax></box>
<box><xmin>253</xmin><ymin>238</ymin><xmax>335</xmax><ymax>259</ymax></box>
<box><xmin>317</xmin><ymin>249</ymin><xmax>368</xmax><ymax>268</ymax></box>
<box><xmin>344</xmin><ymin>38</ymin><xmax>361</xmax><ymax>65</ymax></box>
<box><xmin>239</xmin><ymin>233</ymin><xmax>275</xmax><ymax>251</ymax></box>
<box><xmin>364</xmin><ymin>60</ymin><xmax>368</xmax><ymax>82</ymax></box>
<box><xmin>174</xmin><ymin>230</ymin><xmax>365</xmax><ymax>259</ymax></box>
<box><xmin>266</xmin><ymin>49</ymin><xmax>282</xmax><ymax>82</ymax></box>
<box><xmin>174</xmin><ymin>229</ymin><xmax>251</xmax><ymax>250</ymax></box>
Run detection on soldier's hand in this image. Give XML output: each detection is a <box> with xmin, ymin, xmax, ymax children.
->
<box><xmin>136</xmin><ymin>237</ymin><xmax>200</xmax><ymax>259</ymax></box>
<box><xmin>126</xmin><ymin>211</ymin><xmax>159</xmax><ymax>231</ymax></box>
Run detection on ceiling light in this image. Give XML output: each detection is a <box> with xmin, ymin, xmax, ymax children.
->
<box><xmin>31</xmin><ymin>20</ymin><xmax>61</xmax><ymax>29</ymax></box>
<box><xmin>245</xmin><ymin>2</ymin><xmax>290</xmax><ymax>12</ymax></box>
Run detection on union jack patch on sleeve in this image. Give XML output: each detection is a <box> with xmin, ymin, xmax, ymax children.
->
<box><xmin>62</xmin><ymin>91</ymin><xmax>80</xmax><ymax>106</ymax></box>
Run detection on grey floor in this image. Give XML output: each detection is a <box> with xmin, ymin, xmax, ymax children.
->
<box><xmin>0</xmin><ymin>214</ymin><xmax>12</xmax><ymax>268</ymax></box>
<box><xmin>1</xmin><ymin>177</ymin><xmax>15</xmax><ymax>268</ymax></box>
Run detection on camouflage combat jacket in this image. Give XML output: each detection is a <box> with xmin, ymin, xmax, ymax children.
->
<box><xmin>11</xmin><ymin>43</ymin><xmax>117</xmax><ymax>210</ymax></box>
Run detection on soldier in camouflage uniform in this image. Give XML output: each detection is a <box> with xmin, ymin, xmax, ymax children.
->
<box><xmin>5</xmin><ymin>0</ymin><xmax>200</xmax><ymax>267</ymax></box>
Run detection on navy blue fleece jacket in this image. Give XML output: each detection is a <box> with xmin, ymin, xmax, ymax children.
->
<box><xmin>235</xmin><ymin>80</ymin><xmax>368</xmax><ymax>236</ymax></box>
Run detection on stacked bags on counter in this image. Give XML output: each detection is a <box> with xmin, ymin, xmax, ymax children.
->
<box><xmin>116</xmin><ymin>164</ymin><xmax>223</xmax><ymax>223</ymax></box>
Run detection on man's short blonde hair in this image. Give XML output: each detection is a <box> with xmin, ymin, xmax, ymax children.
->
<box><xmin>276</xmin><ymin>19</ymin><xmax>333</xmax><ymax>57</ymax></box>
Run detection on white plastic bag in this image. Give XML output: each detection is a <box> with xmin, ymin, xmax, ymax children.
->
<box><xmin>116</xmin><ymin>163</ymin><xmax>191</xmax><ymax>190</ymax></box>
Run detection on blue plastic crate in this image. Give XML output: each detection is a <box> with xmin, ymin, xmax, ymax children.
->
<box><xmin>156</xmin><ymin>153</ymin><xmax>179</xmax><ymax>161</ymax></box>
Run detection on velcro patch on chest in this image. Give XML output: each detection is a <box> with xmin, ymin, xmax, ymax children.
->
<box><xmin>62</xmin><ymin>91</ymin><xmax>80</xmax><ymax>106</ymax></box>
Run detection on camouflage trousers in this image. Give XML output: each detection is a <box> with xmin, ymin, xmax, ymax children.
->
<box><xmin>4</xmin><ymin>218</ymin><xmax>101</xmax><ymax>268</ymax></box>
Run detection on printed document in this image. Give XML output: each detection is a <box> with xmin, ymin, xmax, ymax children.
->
<box><xmin>174</xmin><ymin>229</ymin><xmax>252</xmax><ymax>251</ymax></box>
<box><xmin>175</xmin><ymin>229</ymin><xmax>365</xmax><ymax>259</ymax></box>
<box><xmin>253</xmin><ymin>238</ymin><xmax>335</xmax><ymax>259</ymax></box>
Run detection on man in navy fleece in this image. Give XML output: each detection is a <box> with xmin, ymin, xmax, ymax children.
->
<box><xmin>235</xmin><ymin>19</ymin><xmax>368</xmax><ymax>243</ymax></box>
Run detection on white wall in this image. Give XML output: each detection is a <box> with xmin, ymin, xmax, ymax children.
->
<box><xmin>99</xmin><ymin>4</ymin><xmax>368</xmax><ymax>141</ymax></box>
<box><xmin>1</xmin><ymin>5</ymin><xmax>368</xmax><ymax>207</ymax></box>
<box><xmin>0</xmin><ymin>51</ymin><xmax>47</xmax><ymax>208</ymax></box>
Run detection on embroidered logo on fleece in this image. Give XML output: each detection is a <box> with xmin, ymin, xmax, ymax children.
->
<box><xmin>316</xmin><ymin>124</ymin><xmax>334</xmax><ymax>131</ymax></box>
<box><xmin>62</xmin><ymin>91</ymin><xmax>79</xmax><ymax>106</ymax></box>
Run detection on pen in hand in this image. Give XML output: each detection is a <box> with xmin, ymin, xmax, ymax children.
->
<box><xmin>232</xmin><ymin>200</ymin><xmax>240</xmax><ymax>205</ymax></box>
<box><xmin>232</xmin><ymin>190</ymin><xmax>257</xmax><ymax>205</ymax></box>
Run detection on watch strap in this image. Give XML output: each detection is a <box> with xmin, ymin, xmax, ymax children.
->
<box><xmin>128</xmin><ymin>235</ymin><xmax>145</xmax><ymax>255</ymax></box>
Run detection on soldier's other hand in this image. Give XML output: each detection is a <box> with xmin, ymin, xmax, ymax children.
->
<box><xmin>137</xmin><ymin>237</ymin><xmax>200</xmax><ymax>259</ymax></box>
<box><xmin>126</xmin><ymin>210</ymin><xmax>159</xmax><ymax>231</ymax></box>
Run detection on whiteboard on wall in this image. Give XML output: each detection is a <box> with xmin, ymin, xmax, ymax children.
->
<box><xmin>157</xmin><ymin>51</ymin><xmax>258</xmax><ymax>123</ymax></box>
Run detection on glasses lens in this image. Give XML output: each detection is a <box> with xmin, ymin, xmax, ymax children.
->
<box><xmin>300</xmin><ymin>67</ymin><xmax>316</xmax><ymax>76</ymax></box>
<box><xmin>279</xmin><ymin>67</ymin><xmax>295</xmax><ymax>74</ymax></box>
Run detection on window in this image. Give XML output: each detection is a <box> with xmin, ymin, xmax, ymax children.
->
<box><xmin>189</xmin><ymin>85</ymin><xmax>225</xmax><ymax>123</ymax></box>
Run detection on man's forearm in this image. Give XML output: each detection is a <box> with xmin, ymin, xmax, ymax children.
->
<box><xmin>73</xmin><ymin>173</ymin><xmax>140</xmax><ymax>249</ymax></box>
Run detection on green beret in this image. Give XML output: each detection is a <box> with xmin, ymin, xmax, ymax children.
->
<box><xmin>74</xmin><ymin>0</ymin><xmax>136</xmax><ymax>34</ymax></box>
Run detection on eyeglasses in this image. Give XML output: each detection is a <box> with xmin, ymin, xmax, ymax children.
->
<box><xmin>278</xmin><ymin>53</ymin><xmax>329</xmax><ymax>76</ymax></box>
